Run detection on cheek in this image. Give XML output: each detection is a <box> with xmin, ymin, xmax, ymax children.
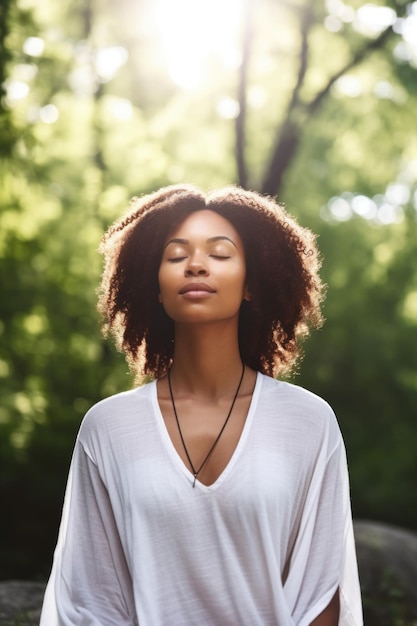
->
<box><xmin>229</xmin><ymin>265</ymin><xmax>247</xmax><ymax>291</ymax></box>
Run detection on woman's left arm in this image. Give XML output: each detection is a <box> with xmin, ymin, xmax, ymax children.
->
<box><xmin>283</xmin><ymin>428</ymin><xmax>362</xmax><ymax>626</ymax></box>
<box><xmin>310</xmin><ymin>590</ymin><xmax>340</xmax><ymax>626</ymax></box>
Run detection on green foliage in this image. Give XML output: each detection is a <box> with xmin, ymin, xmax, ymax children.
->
<box><xmin>296</xmin><ymin>211</ymin><xmax>417</xmax><ymax>527</ymax></box>
<box><xmin>0</xmin><ymin>0</ymin><xmax>417</xmax><ymax>581</ymax></box>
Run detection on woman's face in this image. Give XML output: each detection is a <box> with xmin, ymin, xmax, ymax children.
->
<box><xmin>158</xmin><ymin>209</ymin><xmax>249</xmax><ymax>325</ymax></box>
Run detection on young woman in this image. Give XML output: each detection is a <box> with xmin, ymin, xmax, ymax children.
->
<box><xmin>40</xmin><ymin>184</ymin><xmax>363</xmax><ymax>625</ymax></box>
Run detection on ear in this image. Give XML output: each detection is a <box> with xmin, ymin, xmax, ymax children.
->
<box><xmin>158</xmin><ymin>293</ymin><xmax>162</xmax><ymax>303</ymax></box>
<box><xmin>243</xmin><ymin>285</ymin><xmax>251</xmax><ymax>302</ymax></box>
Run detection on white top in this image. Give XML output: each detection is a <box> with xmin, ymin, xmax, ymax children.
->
<box><xmin>40</xmin><ymin>373</ymin><xmax>363</xmax><ymax>626</ymax></box>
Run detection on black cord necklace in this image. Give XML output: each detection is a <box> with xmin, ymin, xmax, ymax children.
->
<box><xmin>167</xmin><ymin>363</ymin><xmax>245</xmax><ymax>488</ymax></box>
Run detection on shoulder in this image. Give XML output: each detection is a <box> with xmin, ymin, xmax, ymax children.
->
<box><xmin>259</xmin><ymin>373</ymin><xmax>335</xmax><ymax>416</ymax></box>
<box><xmin>77</xmin><ymin>381</ymin><xmax>156</xmax><ymax>453</ymax></box>
<box><xmin>257</xmin><ymin>373</ymin><xmax>341</xmax><ymax>449</ymax></box>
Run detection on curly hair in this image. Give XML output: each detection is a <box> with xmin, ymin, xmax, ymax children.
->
<box><xmin>98</xmin><ymin>184</ymin><xmax>325</xmax><ymax>381</ymax></box>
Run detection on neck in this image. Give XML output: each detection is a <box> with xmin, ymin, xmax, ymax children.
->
<box><xmin>170</xmin><ymin>322</ymin><xmax>244</xmax><ymax>398</ymax></box>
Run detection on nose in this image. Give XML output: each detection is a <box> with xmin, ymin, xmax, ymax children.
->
<box><xmin>185</xmin><ymin>254</ymin><xmax>208</xmax><ymax>277</ymax></box>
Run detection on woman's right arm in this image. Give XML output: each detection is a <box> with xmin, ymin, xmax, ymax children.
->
<box><xmin>40</xmin><ymin>442</ymin><xmax>137</xmax><ymax>625</ymax></box>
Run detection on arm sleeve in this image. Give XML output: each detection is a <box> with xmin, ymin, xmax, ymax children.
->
<box><xmin>40</xmin><ymin>441</ymin><xmax>137</xmax><ymax>626</ymax></box>
<box><xmin>284</xmin><ymin>440</ymin><xmax>363</xmax><ymax>626</ymax></box>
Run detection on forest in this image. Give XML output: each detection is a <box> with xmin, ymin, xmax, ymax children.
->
<box><xmin>0</xmin><ymin>0</ymin><xmax>416</xmax><ymax>586</ymax></box>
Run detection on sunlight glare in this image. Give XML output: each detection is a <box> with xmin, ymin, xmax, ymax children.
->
<box><xmin>385</xmin><ymin>182</ymin><xmax>411</xmax><ymax>206</ymax></box>
<box><xmin>333</xmin><ymin>75</ymin><xmax>362</xmax><ymax>98</ymax></box>
<box><xmin>377</xmin><ymin>203</ymin><xmax>404</xmax><ymax>224</ymax></box>
<box><xmin>152</xmin><ymin>0</ymin><xmax>244</xmax><ymax>89</ymax></box>
<box><xmin>354</xmin><ymin>3</ymin><xmax>397</xmax><ymax>37</ymax></box>
<box><xmin>328</xmin><ymin>197</ymin><xmax>352</xmax><ymax>221</ymax></box>
<box><xmin>394</xmin><ymin>9</ymin><xmax>417</xmax><ymax>67</ymax></box>
<box><xmin>95</xmin><ymin>47</ymin><xmax>129</xmax><ymax>82</ymax></box>
<box><xmin>6</xmin><ymin>81</ymin><xmax>30</xmax><ymax>103</ymax></box>
<box><xmin>216</xmin><ymin>96</ymin><xmax>240</xmax><ymax>119</ymax></box>
<box><xmin>351</xmin><ymin>195</ymin><xmax>377</xmax><ymax>220</ymax></box>
<box><xmin>23</xmin><ymin>36</ymin><xmax>45</xmax><ymax>57</ymax></box>
<box><xmin>40</xmin><ymin>104</ymin><xmax>59</xmax><ymax>124</ymax></box>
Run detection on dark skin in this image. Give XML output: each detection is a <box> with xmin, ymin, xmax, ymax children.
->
<box><xmin>157</xmin><ymin>211</ymin><xmax>340</xmax><ymax>625</ymax></box>
<box><xmin>311</xmin><ymin>591</ymin><xmax>340</xmax><ymax>625</ymax></box>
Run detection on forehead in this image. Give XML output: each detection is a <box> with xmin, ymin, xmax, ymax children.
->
<box><xmin>167</xmin><ymin>209</ymin><xmax>240</xmax><ymax>241</ymax></box>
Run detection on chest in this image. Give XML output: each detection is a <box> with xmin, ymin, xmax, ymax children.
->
<box><xmin>158</xmin><ymin>392</ymin><xmax>253</xmax><ymax>487</ymax></box>
<box><xmin>116</xmin><ymin>423</ymin><xmax>309</xmax><ymax>557</ymax></box>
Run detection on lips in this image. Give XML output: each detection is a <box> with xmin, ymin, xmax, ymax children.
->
<box><xmin>179</xmin><ymin>282</ymin><xmax>216</xmax><ymax>294</ymax></box>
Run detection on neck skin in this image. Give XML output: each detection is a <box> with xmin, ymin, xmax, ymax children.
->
<box><xmin>169</xmin><ymin>320</ymin><xmax>245</xmax><ymax>400</ymax></box>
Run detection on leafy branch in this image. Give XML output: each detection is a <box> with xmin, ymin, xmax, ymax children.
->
<box><xmin>235</xmin><ymin>0</ymin><xmax>402</xmax><ymax>197</ymax></box>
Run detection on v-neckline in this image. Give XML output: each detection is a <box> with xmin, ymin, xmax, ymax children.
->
<box><xmin>151</xmin><ymin>372</ymin><xmax>262</xmax><ymax>492</ymax></box>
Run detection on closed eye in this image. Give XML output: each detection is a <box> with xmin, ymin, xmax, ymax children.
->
<box><xmin>210</xmin><ymin>255</ymin><xmax>230</xmax><ymax>260</ymax></box>
<box><xmin>168</xmin><ymin>257</ymin><xmax>187</xmax><ymax>263</ymax></box>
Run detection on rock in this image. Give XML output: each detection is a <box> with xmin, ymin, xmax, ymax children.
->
<box><xmin>354</xmin><ymin>520</ymin><xmax>417</xmax><ymax>626</ymax></box>
<box><xmin>0</xmin><ymin>580</ymin><xmax>45</xmax><ymax>625</ymax></box>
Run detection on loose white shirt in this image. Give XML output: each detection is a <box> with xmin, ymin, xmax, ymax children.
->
<box><xmin>40</xmin><ymin>373</ymin><xmax>363</xmax><ymax>625</ymax></box>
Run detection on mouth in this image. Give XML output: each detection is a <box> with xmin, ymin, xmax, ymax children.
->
<box><xmin>179</xmin><ymin>282</ymin><xmax>216</xmax><ymax>295</ymax></box>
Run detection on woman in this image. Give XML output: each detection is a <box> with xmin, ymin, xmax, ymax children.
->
<box><xmin>41</xmin><ymin>184</ymin><xmax>363</xmax><ymax>625</ymax></box>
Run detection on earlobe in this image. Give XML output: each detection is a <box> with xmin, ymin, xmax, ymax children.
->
<box><xmin>243</xmin><ymin>286</ymin><xmax>251</xmax><ymax>302</ymax></box>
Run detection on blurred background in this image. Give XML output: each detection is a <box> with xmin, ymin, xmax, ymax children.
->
<box><xmin>0</xmin><ymin>0</ymin><xmax>416</xmax><ymax>596</ymax></box>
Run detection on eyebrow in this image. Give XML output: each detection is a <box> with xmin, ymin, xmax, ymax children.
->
<box><xmin>164</xmin><ymin>236</ymin><xmax>237</xmax><ymax>249</ymax></box>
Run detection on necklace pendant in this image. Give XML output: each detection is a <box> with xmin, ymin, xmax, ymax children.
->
<box><xmin>168</xmin><ymin>364</ymin><xmax>245</xmax><ymax>491</ymax></box>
